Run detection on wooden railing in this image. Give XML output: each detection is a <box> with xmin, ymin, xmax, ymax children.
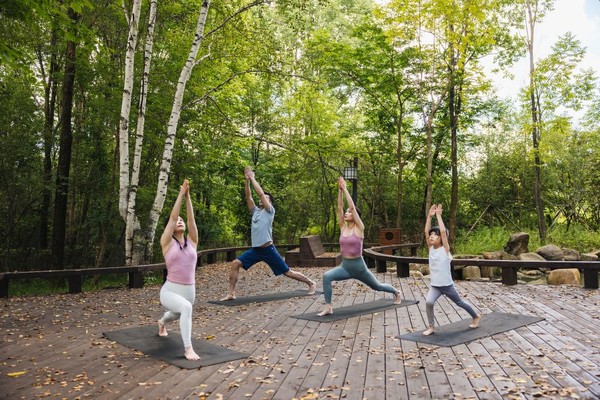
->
<box><xmin>362</xmin><ymin>244</ymin><xmax>600</xmax><ymax>289</ymax></box>
<box><xmin>0</xmin><ymin>242</ymin><xmax>351</xmax><ymax>298</ymax></box>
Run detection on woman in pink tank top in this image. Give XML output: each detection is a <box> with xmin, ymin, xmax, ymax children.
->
<box><xmin>318</xmin><ymin>177</ymin><xmax>402</xmax><ymax>316</ymax></box>
<box><xmin>157</xmin><ymin>179</ymin><xmax>200</xmax><ymax>361</ymax></box>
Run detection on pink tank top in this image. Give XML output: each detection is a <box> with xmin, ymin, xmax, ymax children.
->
<box><xmin>164</xmin><ymin>238</ymin><xmax>197</xmax><ymax>285</ymax></box>
<box><xmin>339</xmin><ymin>230</ymin><xmax>363</xmax><ymax>258</ymax></box>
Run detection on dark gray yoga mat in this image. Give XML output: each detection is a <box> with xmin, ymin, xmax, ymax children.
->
<box><xmin>103</xmin><ymin>325</ymin><xmax>247</xmax><ymax>369</ymax></box>
<box><xmin>208</xmin><ymin>289</ymin><xmax>322</xmax><ymax>306</ymax></box>
<box><xmin>397</xmin><ymin>311</ymin><xmax>545</xmax><ymax>347</ymax></box>
<box><xmin>292</xmin><ymin>298</ymin><xmax>419</xmax><ymax>322</ymax></box>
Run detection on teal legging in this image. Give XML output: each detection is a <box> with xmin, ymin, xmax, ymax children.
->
<box><xmin>322</xmin><ymin>257</ymin><xmax>397</xmax><ymax>304</ymax></box>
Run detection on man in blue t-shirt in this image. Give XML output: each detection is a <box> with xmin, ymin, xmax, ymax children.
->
<box><xmin>220</xmin><ymin>166</ymin><xmax>316</xmax><ymax>301</ymax></box>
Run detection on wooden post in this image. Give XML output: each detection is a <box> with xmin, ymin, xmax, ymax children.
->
<box><xmin>207</xmin><ymin>252</ymin><xmax>215</xmax><ymax>264</ymax></box>
<box><xmin>0</xmin><ymin>276</ymin><xmax>8</xmax><ymax>298</ymax></box>
<box><xmin>68</xmin><ymin>275</ymin><xmax>83</xmax><ymax>294</ymax></box>
<box><xmin>129</xmin><ymin>271</ymin><xmax>144</xmax><ymax>288</ymax></box>
<box><xmin>396</xmin><ymin>261</ymin><xmax>409</xmax><ymax>278</ymax></box>
<box><xmin>226</xmin><ymin>250</ymin><xmax>236</xmax><ymax>262</ymax></box>
<box><xmin>501</xmin><ymin>267</ymin><xmax>518</xmax><ymax>286</ymax></box>
<box><xmin>582</xmin><ymin>268</ymin><xmax>599</xmax><ymax>289</ymax></box>
<box><xmin>376</xmin><ymin>259</ymin><xmax>387</xmax><ymax>273</ymax></box>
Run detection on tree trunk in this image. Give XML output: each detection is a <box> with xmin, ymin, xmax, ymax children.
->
<box><xmin>395</xmin><ymin>106</ymin><xmax>404</xmax><ymax>231</ymax></box>
<box><xmin>51</xmin><ymin>7</ymin><xmax>79</xmax><ymax>269</ymax></box>
<box><xmin>39</xmin><ymin>28</ymin><xmax>59</xmax><ymax>250</ymax></box>
<box><xmin>117</xmin><ymin>0</ymin><xmax>142</xmax><ymax>265</ymax></box>
<box><xmin>140</xmin><ymin>0</ymin><xmax>211</xmax><ymax>264</ymax></box>
<box><xmin>125</xmin><ymin>0</ymin><xmax>158</xmax><ymax>265</ymax></box>
<box><xmin>525</xmin><ymin>0</ymin><xmax>547</xmax><ymax>243</ymax></box>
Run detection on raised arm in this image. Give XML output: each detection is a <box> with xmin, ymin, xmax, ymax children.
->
<box><xmin>339</xmin><ymin>177</ymin><xmax>364</xmax><ymax>233</ymax></box>
<box><xmin>185</xmin><ymin>183</ymin><xmax>198</xmax><ymax>247</ymax></box>
<box><xmin>424</xmin><ymin>204</ymin><xmax>436</xmax><ymax>242</ymax></box>
<box><xmin>246</xmin><ymin>166</ymin><xmax>272</xmax><ymax>212</ymax></box>
<box><xmin>160</xmin><ymin>180</ymin><xmax>188</xmax><ymax>249</ymax></box>
<box><xmin>244</xmin><ymin>168</ymin><xmax>256</xmax><ymax>211</ymax></box>
<box><xmin>434</xmin><ymin>204</ymin><xmax>450</xmax><ymax>253</ymax></box>
<box><xmin>337</xmin><ymin>178</ymin><xmax>345</xmax><ymax>230</ymax></box>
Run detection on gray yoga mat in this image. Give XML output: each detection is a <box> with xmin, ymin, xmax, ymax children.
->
<box><xmin>103</xmin><ymin>325</ymin><xmax>247</xmax><ymax>369</ymax></box>
<box><xmin>397</xmin><ymin>311</ymin><xmax>545</xmax><ymax>347</ymax></box>
<box><xmin>208</xmin><ymin>289</ymin><xmax>322</xmax><ymax>306</ymax></box>
<box><xmin>292</xmin><ymin>298</ymin><xmax>419</xmax><ymax>322</ymax></box>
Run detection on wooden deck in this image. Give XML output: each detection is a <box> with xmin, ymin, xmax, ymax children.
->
<box><xmin>1</xmin><ymin>262</ymin><xmax>599</xmax><ymax>399</ymax></box>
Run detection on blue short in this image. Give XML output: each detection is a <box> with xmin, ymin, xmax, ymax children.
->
<box><xmin>237</xmin><ymin>245</ymin><xmax>290</xmax><ymax>276</ymax></box>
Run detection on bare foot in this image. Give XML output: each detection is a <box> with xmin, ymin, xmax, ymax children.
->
<box><xmin>307</xmin><ymin>281</ymin><xmax>317</xmax><ymax>295</ymax></box>
<box><xmin>422</xmin><ymin>327</ymin><xmax>435</xmax><ymax>336</ymax></box>
<box><xmin>469</xmin><ymin>315</ymin><xmax>481</xmax><ymax>329</ymax></box>
<box><xmin>220</xmin><ymin>294</ymin><xmax>236</xmax><ymax>301</ymax></box>
<box><xmin>184</xmin><ymin>346</ymin><xmax>200</xmax><ymax>361</ymax></box>
<box><xmin>317</xmin><ymin>305</ymin><xmax>333</xmax><ymax>317</ymax></box>
<box><xmin>393</xmin><ymin>291</ymin><xmax>402</xmax><ymax>304</ymax></box>
<box><xmin>158</xmin><ymin>320</ymin><xmax>168</xmax><ymax>337</ymax></box>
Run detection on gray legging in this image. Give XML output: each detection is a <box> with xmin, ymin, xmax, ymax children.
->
<box><xmin>159</xmin><ymin>280</ymin><xmax>196</xmax><ymax>347</ymax></box>
<box><xmin>322</xmin><ymin>257</ymin><xmax>397</xmax><ymax>304</ymax></box>
<box><xmin>425</xmin><ymin>284</ymin><xmax>477</xmax><ymax>327</ymax></box>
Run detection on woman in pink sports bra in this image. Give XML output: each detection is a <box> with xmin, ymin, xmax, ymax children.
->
<box><xmin>318</xmin><ymin>177</ymin><xmax>401</xmax><ymax>316</ymax></box>
<box><xmin>157</xmin><ymin>179</ymin><xmax>200</xmax><ymax>360</ymax></box>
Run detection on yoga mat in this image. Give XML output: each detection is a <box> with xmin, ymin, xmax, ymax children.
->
<box><xmin>208</xmin><ymin>289</ymin><xmax>322</xmax><ymax>306</ymax></box>
<box><xmin>397</xmin><ymin>311</ymin><xmax>545</xmax><ymax>347</ymax></box>
<box><xmin>103</xmin><ymin>325</ymin><xmax>247</xmax><ymax>369</ymax></box>
<box><xmin>292</xmin><ymin>298</ymin><xmax>419</xmax><ymax>322</ymax></box>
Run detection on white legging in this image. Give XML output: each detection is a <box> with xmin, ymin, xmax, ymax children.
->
<box><xmin>159</xmin><ymin>280</ymin><xmax>195</xmax><ymax>347</ymax></box>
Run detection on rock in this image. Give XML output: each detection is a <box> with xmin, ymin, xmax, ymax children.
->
<box><xmin>547</xmin><ymin>269</ymin><xmax>581</xmax><ymax>285</ymax></box>
<box><xmin>562</xmin><ymin>248</ymin><xmax>580</xmax><ymax>261</ymax></box>
<box><xmin>519</xmin><ymin>252</ymin><xmax>546</xmax><ymax>261</ymax></box>
<box><xmin>462</xmin><ymin>265</ymin><xmax>481</xmax><ymax>280</ymax></box>
<box><xmin>536</xmin><ymin>244</ymin><xmax>564</xmax><ymax>261</ymax></box>
<box><xmin>480</xmin><ymin>266</ymin><xmax>502</xmax><ymax>279</ymax></box>
<box><xmin>504</xmin><ymin>232</ymin><xmax>530</xmax><ymax>256</ymax></box>
<box><xmin>528</xmin><ymin>277</ymin><xmax>548</xmax><ymax>285</ymax></box>
<box><xmin>581</xmin><ymin>253</ymin><xmax>599</xmax><ymax>261</ymax></box>
<box><xmin>482</xmin><ymin>251</ymin><xmax>517</xmax><ymax>260</ymax></box>
<box><xmin>410</xmin><ymin>270</ymin><xmax>424</xmax><ymax>278</ymax></box>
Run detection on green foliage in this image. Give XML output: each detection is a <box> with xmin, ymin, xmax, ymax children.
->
<box><xmin>1</xmin><ymin>0</ymin><xmax>599</xmax><ymax>272</ymax></box>
<box><xmin>454</xmin><ymin>224</ymin><xmax>600</xmax><ymax>256</ymax></box>
<box><xmin>453</xmin><ymin>226</ymin><xmax>515</xmax><ymax>255</ymax></box>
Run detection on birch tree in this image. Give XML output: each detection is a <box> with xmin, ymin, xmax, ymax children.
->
<box><xmin>140</xmin><ymin>0</ymin><xmax>212</xmax><ymax>263</ymax></box>
<box><xmin>117</xmin><ymin>0</ymin><xmax>142</xmax><ymax>265</ymax></box>
<box><xmin>125</xmin><ymin>0</ymin><xmax>158</xmax><ymax>266</ymax></box>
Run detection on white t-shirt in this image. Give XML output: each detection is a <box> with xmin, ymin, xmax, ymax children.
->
<box><xmin>429</xmin><ymin>245</ymin><xmax>454</xmax><ymax>287</ymax></box>
<box><xmin>250</xmin><ymin>206</ymin><xmax>274</xmax><ymax>247</ymax></box>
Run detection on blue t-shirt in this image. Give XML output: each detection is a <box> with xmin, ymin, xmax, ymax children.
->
<box><xmin>251</xmin><ymin>206</ymin><xmax>274</xmax><ymax>247</ymax></box>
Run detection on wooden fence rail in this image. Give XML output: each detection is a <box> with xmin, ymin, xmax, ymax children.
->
<box><xmin>0</xmin><ymin>243</ymin><xmax>347</xmax><ymax>298</ymax></box>
<box><xmin>363</xmin><ymin>244</ymin><xmax>600</xmax><ymax>289</ymax></box>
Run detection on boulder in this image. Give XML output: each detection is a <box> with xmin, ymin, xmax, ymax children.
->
<box><xmin>547</xmin><ymin>269</ymin><xmax>581</xmax><ymax>285</ymax></box>
<box><xmin>411</xmin><ymin>263</ymin><xmax>430</xmax><ymax>276</ymax></box>
<box><xmin>482</xmin><ymin>251</ymin><xmax>517</xmax><ymax>260</ymax></box>
<box><xmin>519</xmin><ymin>252</ymin><xmax>546</xmax><ymax>261</ymax></box>
<box><xmin>480</xmin><ymin>266</ymin><xmax>502</xmax><ymax>279</ymax></box>
<box><xmin>536</xmin><ymin>244</ymin><xmax>564</xmax><ymax>261</ymax></box>
<box><xmin>581</xmin><ymin>253</ymin><xmax>599</xmax><ymax>261</ymax></box>
<box><xmin>410</xmin><ymin>270</ymin><xmax>424</xmax><ymax>278</ymax></box>
<box><xmin>504</xmin><ymin>232</ymin><xmax>530</xmax><ymax>256</ymax></box>
<box><xmin>461</xmin><ymin>265</ymin><xmax>481</xmax><ymax>280</ymax></box>
<box><xmin>562</xmin><ymin>248</ymin><xmax>580</xmax><ymax>261</ymax></box>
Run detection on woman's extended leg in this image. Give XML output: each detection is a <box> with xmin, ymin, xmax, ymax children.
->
<box><xmin>318</xmin><ymin>265</ymin><xmax>352</xmax><ymax>316</ymax></box>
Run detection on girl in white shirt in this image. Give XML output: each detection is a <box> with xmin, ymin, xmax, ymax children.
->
<box><xmin>423</xmin><ymin>204</ymin><xmax>480</xmax><ymax>336</ymax></box>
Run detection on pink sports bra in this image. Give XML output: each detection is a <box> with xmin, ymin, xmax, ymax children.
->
<box><xmin>164</xmin><ymin>238</ymin><xmax>197</xmax><ymax>285</ymax></box>
<box><xmin>339</xmin><ymin>229</ymin><xmax>363</xmax><ymax>258</ymax></box>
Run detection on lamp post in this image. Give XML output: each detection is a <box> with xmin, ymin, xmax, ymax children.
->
<box><xmin>343</xmin><ymin>157</ymin><xmax>358</xmax><ymax>205</ymax></box>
